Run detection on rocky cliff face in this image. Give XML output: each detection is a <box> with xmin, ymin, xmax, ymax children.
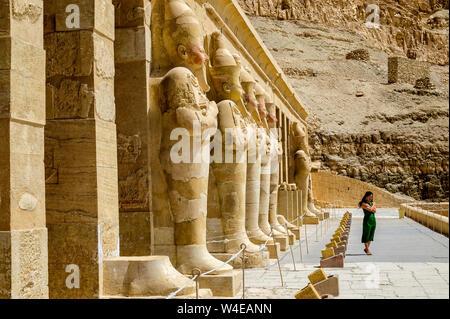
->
<box><xmin>240</xmin><ymin>3</ymin><xmax>449</xmax><ymax>201</ymax></box>
<box><xmin>238</xmin><ymin>0</ymin><xmax>449</xmax><ymax>65</ymax></box>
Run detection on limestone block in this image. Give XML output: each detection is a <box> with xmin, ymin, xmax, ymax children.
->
<box><xmin>197</xmin><ymin>270</ymin><xmax>241</xmax><ymax>297</ymax></box>
<box><xmin>119</xmin><ymin>212</ymin><xmax>152</xmax><ymax>256</ymax></box>
<box><xmin>295</xmin><ymin>283</ymin><xmax>321</xmax><ymax>299</ymax></box>
<box><xmin>277</xmin><ymin>189</ymin><xmax>288</xmax><ymax>219</ymax></box>
<box><xmin>0</xmin><ymin>231</ymin><xmax>12</xmax><ymax>298</ymax></box>
<box><xmin>0</xmin><ymin>0</ymin><xmax>44</xmax><ymax>47</ymax></box>
<box><xmin>102</xmin><ymin>256</ymin><xmax>195</xmax><ymax>297</ymax></box>
<box><xmin>8</xmin><ymin>228</ymin><xmax>48</xmax><ymax>299</ymax></box>
<box><xmin>55</xmin><ymin>0</ymin><xmax>115</xmax><ymax>40</ymax></box>
<box><xmin>45</xmin><ymin>31</ymin><xmax>94</xmax><ymax>79</ymax></box>
<box><xmin>308</xmin><ymin>268</ymin><xmax>327</xmax><ymax>285</ymax></box>
<box><xmin>9</xmin><ymin>122</ymin><xmax>46</xmax><ymax>230</ymax></box>
<box><xmin>115</xmin><ymin>26</ymin><xmax>150</xmax><ymax>63</ymax></box>
<box><xmin>267</xmin><ymin>242</ymin><xmax>280</xmax><ymax>259</ymax></box>
<box><xmin>113</xmin><ymin>0</ymin><xmax>150</xmax><ymax>28</ymax></box>
<box><xmin>273</xmin><ymin>236</ymin><xmax>288</xmax><ymax>251</ymax></box>
<box><xmin>388</xmin><ymin>57</ymin><xmax>430</xmax><ymax>85</ymax></box>
<box><xmin>313</xmin><ymin>275</ymin><xmax>339</xmax><ymax>297</ymax></box>
<box><xmin>321</xmin><ymin>247</ymin><xmax>335</xmax><ymax>259</ymax></box>
<box><xmin>1</xmin><ymin>66</ymin><xmax>45</xmax><ymax>124</ymax></box>
<box><xmin>0</xmin><ymin>228</ymin><xmax>48</xmax><ymax>299</ymax></box>
<box><xmin>303</xmin><ymin>216</ymin><xmax>319</xmax><ymax>225</ymax></box>
<box><xmin>320</xmin><ymin>253</ymin><xmax>344</xmax><ymax>268</ymax></box>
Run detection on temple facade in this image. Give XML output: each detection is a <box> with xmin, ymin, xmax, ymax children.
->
<box><xmin>0</xmin><ymin>0</ymin><xmax>329</xmax><ymax>299</ymax></box>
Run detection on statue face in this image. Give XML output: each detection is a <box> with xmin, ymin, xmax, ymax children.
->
<box><xmin>211</xmin><ymin>67</ymin><xmax>243</xmax><ymax>103</ymax></box>
<box><xmin>242</xmin><ymin>82</ymin><xmax>257</xmax><ymax>112</ymax></box>
<box><xmin>266</xmin><ymin>104</ymin><xmax>277</xmax><ymax>128</ymax></box>
<box><xmin>179</xmin><ymin>43</ymin><xmax>209</xmax><ymax>70</ymax></box>
<box><xmin>256</xmin><ymin>94</ymin><xmax>267</xmax><ymax>120</ymax></box>
<box><xmin>175</xmin><ymin>33</ymin><xmax>210</xmax><ymax>92</ymax></box>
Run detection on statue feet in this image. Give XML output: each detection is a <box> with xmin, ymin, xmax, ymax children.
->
<box><xmin>177</xmin><ymin>245</ymin><xmax>233</xmax><ymax>275</ymax></box>
<box><xmin>224</xmin><ymin>235</ymin><xmax>260</xmax><ymax>253</ymax></box>
<box><xmin>247</xmin><ymin>228</ymin><xmax>274</xmax><ymax>245</ymax></box>
<box><xmin>277</xmin><ymin>215</ymin><xmax>300</xmax><ymax>231</ymax></box>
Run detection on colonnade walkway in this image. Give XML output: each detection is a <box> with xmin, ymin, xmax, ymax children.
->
<box><xmin>237</xmin><ymin>208</ymin><xmax>449</xmax><ymax>299</ymax></box>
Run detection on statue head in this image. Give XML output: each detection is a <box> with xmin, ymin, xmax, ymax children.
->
<box><xmin>264</xmin><ymin>90</ymin><xmax>277</xmax><ymax>129</ymax></box>
<box><xmin>163</xmin><ymin>0</ymin><xmax>210</xmax><ymax>92</ymax></box>
<box><xmin>240</xmin><ymin>67</ymin><xmax>258</xmax><ymax>115</ymax></box>
<box><xmin>254</xmin><ymin>83</ymin><xmax>267</xmax><ymax>118</ymax></box>
<box><xmin>209</xmin><ymin>31</ymin><xmax>243</xmax><ymax>103</ymax></box>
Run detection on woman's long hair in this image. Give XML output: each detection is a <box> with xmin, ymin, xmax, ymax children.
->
<box><xmin>358</xmin><ymin>191</ymin><xmax>373</xmax><ymax>207</ymax></box>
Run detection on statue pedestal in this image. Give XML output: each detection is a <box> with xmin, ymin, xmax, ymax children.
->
<box><xmin>303</xmin><ymin>216</ymin><xmax>319</xmax><ymax>225</ymax></box>
<box><xmin>288</xmin><ymin>233</ymin><xmax>296</xmax><ymax>245</ymax></box>
<box><xmin>317</xmin><ymin>213</ymin><xmax>325</xmax><ymax>221</ymax></box>
<box><xmin>273</xmin><ymin>236</ymin><xmax>289</xmax><ymax>251</ymax></box>
<box><xmin>334</xmin><ymin>245</ymin><xmax>346</xmax><ymax>256</ymax></box>
<box><xmin>290</xmin><ymin>228</ymin><xmax>301</xmax><ymax>239</ymax></box>
<box><xmin>267</xmin><ymin>243</ymin><xmax>281</xmax><ymax>259</ymax></box>
<box><xmin>197</xmin><ymin>270</ymin><xmax>241</xmax><ymax>297</ymax></box>
<box><xmin>212</xmin><ymin>250</ymin><xmax>269</xmax><ymax>269</ymax></box>
<box><xmin>313</xmin><ymin>275</ymin><xmax>339</xmax><ymax>297</ymax></box>
<box><xmin>102</xmin><ymin>256</ymin><xmax>196</xmax><ymax>298</ymax></box>
<box><xmin>320</xmin><ymin>253</ymin><xmax>344</xmax><ymax>268</ymax></box>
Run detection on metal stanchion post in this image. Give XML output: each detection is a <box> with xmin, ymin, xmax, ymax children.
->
<box><xmin>271</xmin><ymin>226</ymin><xmax>284</xmax><ymax>287</ymax></box>
<box><xmin>240</xmin><ymin>243</ymin><xmax>247</xmax><ymax>299</ymax></box>
<box><xmin>304</xmin><ymin>220</ymin><xmax>309</xmax><ymax>254</ymax></box>
<box><xmin>285</xmin><ymin>223</ymin><xmax>296</xmax><ymax>271</ymax></box>
<box><xmin>296</xmin><ymin>202</ymin><xmax>303</xmax><ymax>265</ymax></box>
<box><xmin>192</xmin><ymin>268</ymin><xmax>201</xmax><ymax>300</ymax></box>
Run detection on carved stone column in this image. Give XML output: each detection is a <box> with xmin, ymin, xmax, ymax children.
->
<box><xmin>113</xmin><ymin>0</ymin><xmax>153</xmax><ymax>256</ymax></box>
<box><xmin>0</xmin><ymin>0</ymin><xmax>48</xmax><ymax>299</ymax></box>
<box><xmin>44</xmin><ymin>0</ymin><xmax>119</xmax><ymax>298</ymax></box>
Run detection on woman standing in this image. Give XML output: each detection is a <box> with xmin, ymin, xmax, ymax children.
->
<box><xmin>359</xmin><ymin>191</ymin><xmax>376</xmax><ymax>255</ymax></box>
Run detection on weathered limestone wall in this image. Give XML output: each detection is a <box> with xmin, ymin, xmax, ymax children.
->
<box><xmin>44</xmin><ymin>0</ymin><xmax>119</xmax><ymax>298</ymax></box>
<box><xmin>401</xmin><ymin>203</ymin><xmax>449</xmax><ymax>236</ymax></box>
<box><xmin>0</xmin><ymin>0</ymin><xmax>48</xmax><ymax>299</ymax></box>
<box><xmin>310</xmin><ymin>131</ymin><xmax>449</xmax><ymax>201</ymax></box>
<box><xmin>311</xmin><ymin>171</ymin><xmax>413</xmax><ymax>208</ymax></box>
<box><xmin>388</xmin><ymin>57</ymin><xmax>431</xmax><ymax>84</ymax></box>
<box><xmin>237</xmin><ymin>0</ymin><xmax>450</xmax><ymax>65</ymax></box>
<box><xmin>114</xmin><ymin>0</ymin><xmax>153</xmax><ymax>257</ymax></box>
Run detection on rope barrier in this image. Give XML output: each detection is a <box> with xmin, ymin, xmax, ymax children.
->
<box><xmin>166</xmin><ymin>275</ymin><xmax>199</xmax><ymax>299</ymax></box>
<box><xmin>168</xmin><ymin>210</ymin><xmax>325</xmax><ymax>298</ymax></box>
<box><xmin>166</xmin><ymin>246</ymin><xmax>245</xmax><ymax>299</ymax></box>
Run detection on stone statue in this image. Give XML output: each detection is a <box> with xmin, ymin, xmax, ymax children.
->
<box><xmin>254</xmin><ymin>83</ymin><xmax>285</xmax><ymax>238</ymax></box>
<box><xmin>292</xmin><ymin>122</ymin><xmax>317</xmax><ymax>218</ymax></box>
<box><xmin>265</xmin><ymin>91</ymin><xmax>290</xmax><ymax>235</ymax></box>
<box><xmin>240</xmin><ymin>68</ymin><xmax>274</xmax><ymax>245</ymax></box>
<box><xmin>159</xmin><ymin>0</ymin><xmax>232</xmax><ymax>275</ymax></box>
<box><xmin>207</xmin><ymin>31</ymin><xmax>260</xmax><ymax>253</ymax></box>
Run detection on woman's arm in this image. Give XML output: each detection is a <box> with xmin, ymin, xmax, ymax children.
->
<box><xmin>362</xmin><ymin>203</ymin><xmax>376</xmax><ymax>213</ymax></box>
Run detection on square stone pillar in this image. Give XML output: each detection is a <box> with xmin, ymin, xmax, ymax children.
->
<box><xmin>44</xmin><ymin>0</ymin><xmax>119</xmax><ymax>298</ymax></box>
<box><xmin>0</xmin><ymin>0</ymin><xmax>48</xmax><ymax>299</ymax></box>
<box><xmin>113</xmin><ymin>0</ymin><xmax>153</xmax><ymax>257</ymax></box>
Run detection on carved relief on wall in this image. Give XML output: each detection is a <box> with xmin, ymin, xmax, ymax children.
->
<box><xmin>11</xmin><ymin>0</ymin><xmax>43</xmax><ymax>23</ymax></box>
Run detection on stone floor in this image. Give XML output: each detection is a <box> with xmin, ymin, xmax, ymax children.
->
<box><xmin>233</xmin><ymin>208</ymin><xmax>449</xmax><ymax>299</ymax></box>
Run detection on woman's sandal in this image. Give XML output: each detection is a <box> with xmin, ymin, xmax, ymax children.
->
<box><xmin>364</xmin><ymin>248</ymin><xmax>372</xmax><ymax>255</ymax></box>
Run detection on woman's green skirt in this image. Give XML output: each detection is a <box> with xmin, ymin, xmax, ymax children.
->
<box><xmin>361</xmin><ymin>210</ymin><xmax>376</xmax><ymax>243</ymax></box>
